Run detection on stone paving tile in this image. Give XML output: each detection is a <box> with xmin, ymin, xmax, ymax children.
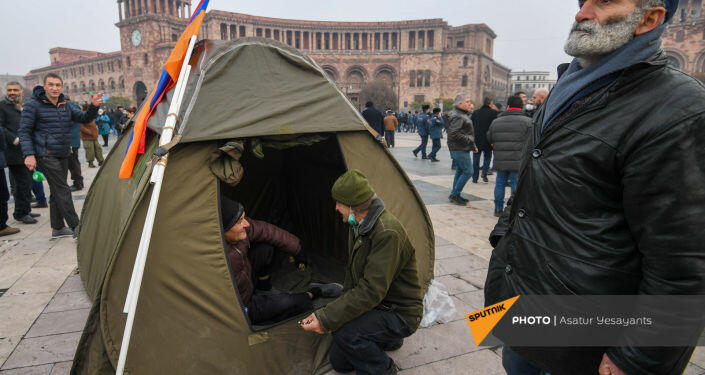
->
<box><xmin>33</xmin><ymin>242</ymin><xmax>78</xmax><ymax>268</ymax></box>
<box><xmin>685</xmin><ymin>363</ymin><xmax>705</xmax><ymax>375</ymax></box>
<box><xmin>48</xmin><ymin>362</ymin><xmax>71</xmax><ymax>375</ymax></box>
<box><xmin>4</xmin><ymin>266</ymin><xmax>75</xmax><ymax>297</ymax></box>
<box><xmin>43</xmin><ymin>292</ymin><xmax>91</xmax><ymax>314</ymax></box>
<box><xmin>434</xmin><ymin>244</ymin><xmax>469</xmax><ymax>260</ymax></box>
<box><xmin>25</xmin><ymin>309</ymin><xmax>89</xmax><ymax>339</ymax></box>
<box><xmin>56</xmin><ymin>276</ymin><xmax>82</xmax><ymax>294</ymax></box>
<box><xmin>692</xmin><ymin>347</ymin><xmax>705</xmax><ymax>369</ymax></box>
<box><xmin>0</xmin><ymin>364</ymin><xmax>52</xmax><ymax>375</ymax></box>
<box><xmin>434</xmin><ymin>236</ymin><xmax>450</xmax><ymax>247</ymax></box>
<box><xmin>434</xmin><ymin>255</ymin><xmax>489</xmax><ymax>276</ymax></box>
<box><xmin>400</xmin><ymin>349</ymin><xmax>504</xmax><ymax>375</ymax></box>
<box><xmin>1</xmin><ymin>333</ymin><xmax>81</xmax><ymax>370</ymax></box>
<box><xmin>388</xmin><ymin>320</ymin><xmax>478</xmax><ymax>369</ymax></box>
<box><xmin>455</xmin><ymin>289</ymin><xmax>486</xmax><ymax>312</ymax></box>
<box><xmin>0</xmin><ymin>252</ymin><xmax>45</xmax><ymax>291</ymax></box>
<box><xmin>0</xmin><ymin>337</ymin><xmax>21</xmax><ymax>369</ymax></box>
<box><xmin>450</xmin><ymin>268</ymin><xmax>488</xmax><ymax>290</ymax></box>
<box><xmin>434</xmin><ymin>274</ymin><xmax>478</xmax><ymax>296</ymax></box>
<box><xmin>0</xmin><ymin>293</ymin><xmax>54</xmax><ymax>337</ymax></box>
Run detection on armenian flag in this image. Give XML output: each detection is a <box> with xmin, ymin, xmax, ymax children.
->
<box><xmin>119</xmin><ymin>0</ymin><xmax>210</xmax><ymax>179</ymax></box>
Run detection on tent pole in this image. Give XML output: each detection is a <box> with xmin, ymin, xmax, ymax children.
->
<box><xmin>116</xmin><ymin>36</ymin><xmax>197</xmax><ymax>375</ymax></box>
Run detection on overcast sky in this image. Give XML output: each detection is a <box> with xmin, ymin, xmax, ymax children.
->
<box><xmin>0</xmin><ymin>0</ymin><xmax>579</xmax><ymax>78</ymax></box>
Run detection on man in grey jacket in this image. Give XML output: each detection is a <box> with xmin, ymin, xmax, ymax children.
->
<box><xmin>486</xmin><ymin>95</ymin><xmax>531</xmax><ymax>217</ymax></box>
<box><xmin>446</xmin><ymin>94</ymin><xmax>477</xmax><ymax>205</ymax></box>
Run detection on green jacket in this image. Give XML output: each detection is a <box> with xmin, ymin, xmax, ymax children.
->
<box><xmin>316</xmin><ymin>198</ymin><xmax>424</xmax><ymax>333</ymax></box>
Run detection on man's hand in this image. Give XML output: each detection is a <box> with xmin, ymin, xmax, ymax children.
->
<box><xmin>91</xmin><ymin>92</ymin><xmax>104</xmax><ymax>107</ymax></box>
<box><xmin>473</xmin><ymin>148</ymin><xmax>479</xmax><ymax>153</ymax></box>
<box><xmin>24</xmin><ymin>155</ymin><xmax>36</xmax><ymax>171</ymax></box>
<box><xmin>299</xmin><ymin>312</ymin><xmax>324</xmax><ymax>334</ymax></box>
<box><xmin>13</xmin><ymin>137</ymin><xmax>19</xmax><ymax>146</ymax></box>
<box><xmin>598</xmin><ymin>353</ymin><xmax>627</xmax><ymax>375</ymax></box>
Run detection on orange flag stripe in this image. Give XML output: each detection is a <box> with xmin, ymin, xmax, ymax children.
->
<box><xmin>118</xmin><ymin>10</ymin><xmax>206</xmax><ymax>179</ymax></box>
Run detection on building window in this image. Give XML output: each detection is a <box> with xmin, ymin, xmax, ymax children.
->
<box><xmin>230</xmin><ymin>25</ymin><xmax>237</xmax><ymax>40</ymax></box>
<box><xmin>325</xmin><ymin>32</ymin><xmax>330</xmax><ymax>50</ymax></box>
<box><xmin>408</xmin><ymin>31</ymin><xmax>415</xmax><ymax>49</ymax></box>
<box><xmin>332</xmin><ymin>32</ymin><xmax>338</xmax><ymax>50</ymax></box>
<box><xmin>383</xmin><ymin>32</ymin><xmax>389</xmax><ymax>50</ymax></box>
<box><xmin>274</xmin><ymin>30</ymin><xmax>280</xmax><ymax>41</ymax></box>
<box><xmin>461</xmin><ymin>75</ymin><xmax>468</xmax><ymax>87</ymax></box>
<box><xmin>239</xmin><ymin>26</ymin><xmax>246</xmax><ymax>37</ymax></box>
<box><xmin>414</xmin><ymin>95</ymin><xmax>425</xmax><ymax>103</ymax></box>
<box><xmin>295</xmin><ymin>31</ymin><xmax>301</xmax><ymax>49</ymax></box>
<box><xmin>680</xmin><ymin>8</ymin><xmax>687</xmax><ymax>22</ymax></box>
<box><xmin>463</xmin><ymin>56</ymin><xmax>468</xmax><ymax>67</ymax></box>
<box><xmin>418</xmin><ymin>31</ymin><xmax>425</xmax><ymax>49</ymax></box>
<box><xmin>456</xmin><ymin>40</ymin><xmax>464</xmax><ymax>48</ymax></box>
<box><xmin>424</xmin><ymin>70</ymin><xmax>431</xmax><ymax>86</ymax></box>
<box><xmin>427</xmin><ymin>30</ymin><xmax>434</xmax><ymax>49</ymax></box>
<box><xmin>287</xmin><ymin>30</ymin><xmax>293</xmax><ymax>46</ymax></box>
<box><xmin>265</xmin><ymin>29</ymin><xmax>271</xmax><ymax>38</ymax></box>
<box><xmin>303</xmin><ymin>31</ymin><xmax>309</xmax><ymax>49</ymax></box>
<box><xmin>676</xmin><ymin>30</ymin><xmax>685</xmax><ymax>42</ymax></box>
<box><xmin>220</xmin><ymin>23</ymin><xmax>227</xmax><ymax>40</ymax></box>
<box><xmin>256</xmin><ymin>28</ymin><xmax>263</xmax><ymax>37</ymax></box>
<box><xmin>348</xmin><ymin>72</ymin><xmax>363</xmax><ymax>90</ymax></box>
<box><xmin>172</xmin><ymin>33</ymin><xmax>178</xmax><ymax>41</ymax></box>
<box><xmin>409</xmin><ymin>70</ymin><xmax>415</xmax><ymax>87</ymax></box>
<box><xmin>144</xmin><ymin>54</ymin><xmax>148</xmax><ymax>66</ymax></box>
<box><xmin>486</xmin><ymin>38</ymin><xmax>492</xmax><ymax>53</ymax></box>
<box><xmin>317</xmin><ymin>33</ymin><xmax>322</xmax><ymax>49</ymax></box>
<box><xmin>416</xmin><ymin>70</ymin><xmax>423</xmax><ymax>87</ymax></box>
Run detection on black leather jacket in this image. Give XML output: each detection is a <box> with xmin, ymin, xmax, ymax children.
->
<box><xmin>485</xmin><ymin>53</ymin><xmax>705</xmax><ymax>375</ymax></box>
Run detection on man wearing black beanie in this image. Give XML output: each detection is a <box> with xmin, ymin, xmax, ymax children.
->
<box><xmin>485</xmin><ymin>1</ymin><xmax>705</xmax><ymax>375</ymax></box>
<box><xmin>221</xmin><ymin>197</ymin><xmax>342</xmax><ymax>325</ymax></box>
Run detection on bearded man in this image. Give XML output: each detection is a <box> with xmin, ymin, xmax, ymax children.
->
<box><xmin>484</xmin><ymin>1</ymin><xmax>705</xmax><ymax>374</ymax></box>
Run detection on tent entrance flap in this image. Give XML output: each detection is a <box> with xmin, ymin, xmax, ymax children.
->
<box><xmin>219</xmin><ymin>133</ymin><xmax>349</xmax><ymax>328</ymax></box>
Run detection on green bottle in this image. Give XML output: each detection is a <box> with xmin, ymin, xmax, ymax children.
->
<box><xmin>32</xmin><ymin>171</ymin><xmax>45</xmax><ymax>182</ymax></box>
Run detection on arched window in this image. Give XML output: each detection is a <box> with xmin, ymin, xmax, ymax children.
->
<box><xmin>99</xmin><ymin>79</ymin><xmax>105</xmax><ymax>92</ymax></box>
<box><xmin>348</xmin><ymin>72</ymin><xmax>363</xmax><ymax>90</ymax></box>
<box><xmin>110</xmin><ymin>79</ymin><xmax>116</xmax><ymax>91</ymax></box>
<box><xmin>89</xmin><ymin>80</ymin><xmax>96</xmax><ymax>93</ymax></box>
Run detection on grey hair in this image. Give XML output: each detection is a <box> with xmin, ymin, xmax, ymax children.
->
<box><xmin>638</xmin><ymin>0</ymin><xmax>667</xmax><ymax>24</ymax></box>
<box><xmin>5</xmin><ymin>81</ymin><xmax>22</xmax><ymax>89</ymax></box>
<box><xmin>454</xmin><ymin>93</ymin><xmax>469</xmax><ymax>107</ymax></box>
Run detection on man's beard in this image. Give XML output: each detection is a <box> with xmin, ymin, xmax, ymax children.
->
<box><xmin>564</xmin><ymin>9</ymin><xmax>645</xmax><ymax>66</ymax></box>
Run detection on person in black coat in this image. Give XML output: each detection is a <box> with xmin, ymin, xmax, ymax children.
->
<box><xmin>0</xmin><ymin>82</ymin><xmax>39</xmax><ymax>224</ymax></box>
<box><xmin>0</xmin><ymin>110</ymin><xmax>20</xmax><ymax>236</ymax></box>
<box><xmin>361</xmin><ymin>101</ymin><xmax>385</xmax><ymax>141</ymax></box>
<box><xmin>470</xmin><ymin>96</ymin><xmax>497</xmax><ymax>183</ymax></box>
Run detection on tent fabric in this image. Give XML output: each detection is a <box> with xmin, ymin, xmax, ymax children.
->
<box><xmin>73</xmin><ymin>37</ymin><xmax>434</xmax><ymax>374</ymax></box>
<box><xmin>207</xmin><ymin>140</ymin><xmax>245</xmax><ymax>187</ymax></box>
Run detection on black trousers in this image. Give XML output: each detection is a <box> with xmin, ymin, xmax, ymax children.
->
<box><xmin>37</xmin><ymin>156</ymin><xmax>79</xmax><ymax>229</ymax></box>
<box><xmin>329</xmin><ymin>309</ymin><xmax>412</xmax><ymax>375</ymax></box>
<box><xmin>246</xmin><ymin>242</ymin><xmax>311</xmax><ymax>324</ymax></box>
<box><xmin>0</xmin><ymin>169</ymin><xmax>9</xmax><ymax>229</ymax></box>
<box><xmin>68</xmin><ymin>147</ymin><xmax>83</xmax><ymax>187</ymax></box>
<box><xmin>7</xmin><ymin>164</ymin><xmax>32</xmax><ymax>219</ymax></box>
<box><xmin>102</xmin><ymin>134</ymin><xmax>109</xmax><ymax>146</ymax></box>
<box><xmin>384</xmin><ymin>130</ymin><xmax>395</xmax><ymax>147</ymax></box>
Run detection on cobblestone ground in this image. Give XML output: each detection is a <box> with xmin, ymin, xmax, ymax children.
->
<box><xmin>1</xmin><ymin>132</ymin><xmax>704</xmax><ymax>374</ymax></box>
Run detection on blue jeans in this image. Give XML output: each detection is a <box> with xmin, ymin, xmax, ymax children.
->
<box><xmin>502</xmin><ymin>347</ymin><xmax>551</xmax><ymax>375</ymax></box>
<box><xmin>494</xmin><ymin>170</ymin><xmax>518</xmax><ymax>210</ymax></box>
<box><xmin>428</xmin><ymin>138</ymin><xmax>441</xmax><ymax>159</ymax></box>
<box><xmin>473</xmin><ymin>148</ymin><xmax>492</xmax><ymax>181</ymax></box>
<box><xmin>413</xmin><ymin>134</ymin><xmax>429</xmax><ymax>157</ymax></box>
<box><xmin>450</xmin><ymin>151</ymin><xmax>473</xmax><ymax>196</ymax></box>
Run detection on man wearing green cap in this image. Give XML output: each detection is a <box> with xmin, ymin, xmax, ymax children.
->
<box><xmin>300</xmin><ymin>169</ymin><xmax>423</xmax><ymax>375</ymax></box>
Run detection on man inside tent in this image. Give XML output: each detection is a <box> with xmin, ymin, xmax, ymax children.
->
<box><xmin>221</xmin><ymin>197</ymin><xmax>342</xmax><ymax>325</ymax></box>
<box><xmin>299</xmin><ymin>170</ymin><xmax>424</xmax><ymax>375</ymax></box>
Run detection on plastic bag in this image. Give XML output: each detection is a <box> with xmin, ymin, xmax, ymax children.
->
<box><xmin>420</xmin><ymin>279</ymin><xmax>457</xmax><ymax>327</ymax></box>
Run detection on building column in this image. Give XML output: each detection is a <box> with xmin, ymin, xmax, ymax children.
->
<box><xmin>187</xmin><ymin>2</ymin><xmax>191</xmax><ymax>17</ymax></box>
<box><xmin>118</xmin><ymin>0</ymin><xmax>123</xmax><ymax>21</ymax></box>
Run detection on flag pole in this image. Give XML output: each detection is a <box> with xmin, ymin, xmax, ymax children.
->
<box><xmin>116</xmin><ymin>35</ymin><xmax>198</xmax><ymax>375</ymax></box>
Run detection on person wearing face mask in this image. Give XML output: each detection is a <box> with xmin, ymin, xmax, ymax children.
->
<box><xmin>486</xmin><ymin>1</ymin><xmax>705</xmax><ymax>374</ymax></box>
<box><xmin>300</xmin><ymin>169</ymin><xmax>423</xmax><ymax>375</ymax></box>
<box><xmin>524</xmin><ymin>88</ymin><xmax>549</xmax><ymax>118</ymax></box>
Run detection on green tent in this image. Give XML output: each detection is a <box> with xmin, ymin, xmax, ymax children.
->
<box><xmin>72</xmin><ymin>37</ymin><xmax>434</xmax><ymax>375</ymax></box>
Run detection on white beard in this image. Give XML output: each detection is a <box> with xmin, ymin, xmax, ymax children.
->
<box><xmin>564</xmin><ymin>10</ymin><xmax>644</xmax><ymax>67</ymax></box>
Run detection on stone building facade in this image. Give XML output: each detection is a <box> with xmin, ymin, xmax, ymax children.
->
<box><xmin>26</xmin><ymin>0</ymin><xmax>511</xmax><ymax>109</ymax></box>
<box><xmin>662</xmin><ymin>0</ymin><xmax>705</xmax><ymax>75</ymax></box>
<box><xmin>510</xmin><ymin>71</ymin><xmax>556</xmax><ymax>96</ymax></box>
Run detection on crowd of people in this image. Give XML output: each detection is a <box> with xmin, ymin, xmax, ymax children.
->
<box><xmin>0</xmin><ymin>74</ymin><xmax>134</xmax><ymax>238</ymax></box>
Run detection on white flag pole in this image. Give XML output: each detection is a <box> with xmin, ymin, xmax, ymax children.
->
<box><xmin>116</xmin><ymin>35</ymin><xmax>197</xmax><ymax>375</ymax></box>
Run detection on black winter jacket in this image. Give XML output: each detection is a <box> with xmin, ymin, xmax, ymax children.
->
<box><xmin>0</xmin><ymin>99</ymin><xmax>24</xmax><ymax>165</ymax></box>
<box><xmin>486</xmin><ymin>109</ymin><xmax>531</xmax><ymax>172</ymax></box>
<box><xmin>485</xmin><ymin>53</ymin><xmax>705</xmax><ymax>375</ymax></box>
<box><xmin>19</xmin><ymin>86</ymin><xmax>98</xmax><ymax>158</ymax></box>
<box><xmin>446</xmin><ymin>107</ymin><xmax>475</xmax><ymax>151</ymax></box>
<box><xmin>361</xmin><ymin>106</ymin><xmax>385</xmax><ymax>137</ymax></box>
<box><xmin>470</xmin><ymin>105</ymin><xmax>497</xmax><ymax>150</ymax></box>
